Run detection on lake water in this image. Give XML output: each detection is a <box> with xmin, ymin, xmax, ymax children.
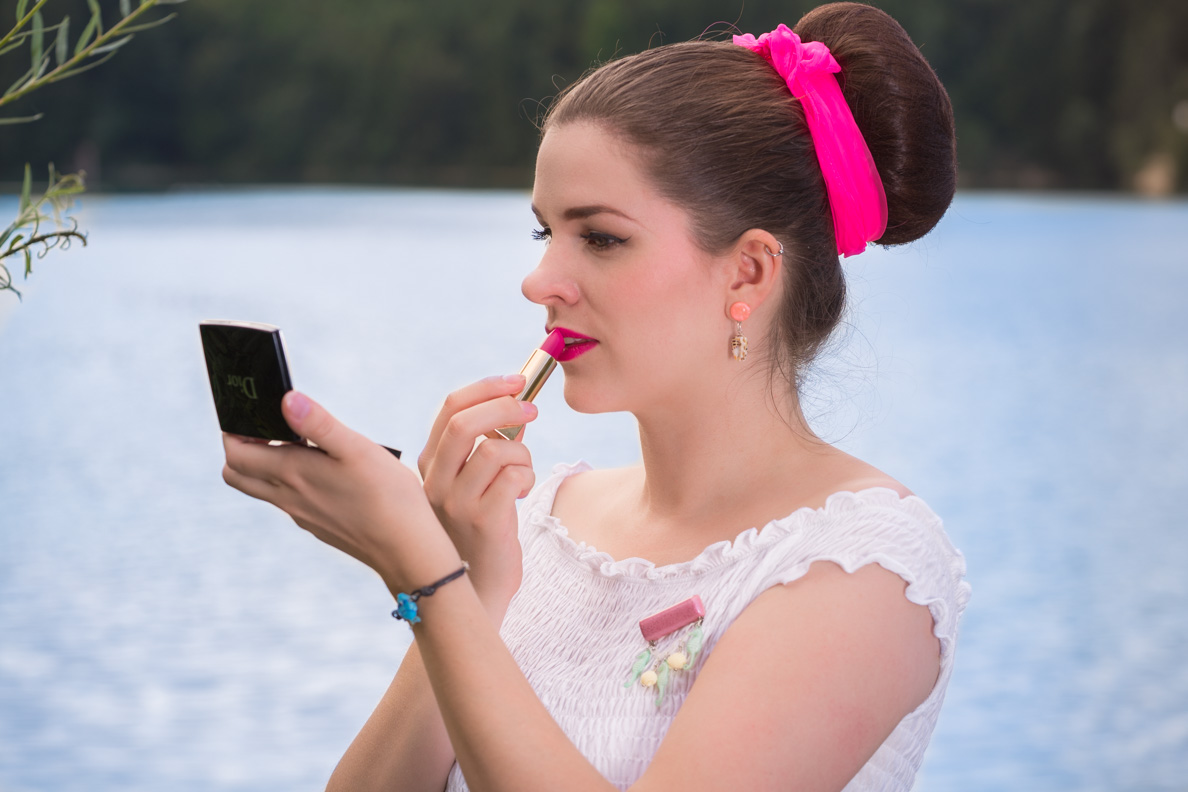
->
<box><xmin>1</xmin><ymin>189</ymin><xmax>1186</xmax><ymax>791</ymax></box>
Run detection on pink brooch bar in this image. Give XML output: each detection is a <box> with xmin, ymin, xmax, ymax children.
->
<box><xmin>639</xmin><ymin>595</ymin><xmax>705</xmax><ymax>643</ymax></box>
<box><xmin>625</xmin><ymin>596</ymin><xmax>706</xmax><ymax>707</ymax></box>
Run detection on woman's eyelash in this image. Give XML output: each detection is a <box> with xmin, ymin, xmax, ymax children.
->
<box><xmin>531</xmin><ymin>227</ymin><xmax>627</xmax><ymax>250</ymax></box>
<box><xmin>580</xmin><ymin>231</ymin><xmax>628</xmax><ymax>249</ymax></box>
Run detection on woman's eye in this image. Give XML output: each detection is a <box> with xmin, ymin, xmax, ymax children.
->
<box><xmin>580</xmin><ymin>231</ymin><xmax>628</xmax><ymax>250</ymax></box>
<box><xmin>531</xmin><ymin>227</ymin><xmax>551</xmax><ymax>243</ymax></box>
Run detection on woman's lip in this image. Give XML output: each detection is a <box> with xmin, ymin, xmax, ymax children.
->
<box><xmin>550</xmin><ymin>326</ymin><xmax>599</xmax><ymax>362</ymax></box>
<box><xmin>556</xmin><ymin>339</ymin><xmax>597</xmax><ymax>362</ymax></box>
<box><xmin>550</xmin><ymin>326</ymin><xmax>596</xmax><ymax>341</ymax></box>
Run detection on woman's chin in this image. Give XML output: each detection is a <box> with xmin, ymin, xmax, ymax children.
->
<box><xmin>560</xmin><ymin>379</ymin><xmax>623</xmax><ymax>415</ymax></box>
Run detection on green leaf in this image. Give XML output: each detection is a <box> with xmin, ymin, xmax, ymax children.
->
<box><xmin>115</xmin><ymin>14</ymin><xmax>177</xmax><ymax>35</ymax></box>
<box><xmin>19</xmin><ymin>163</ymin><xmax>32</xmax><ymax>211</ymax></box>
<box><xmin>4</xmin><ymin>63</ymin><xmax>35</xmax><ymax>96</ymax></box>
<box><xmin>0</xmin><ymin>40</ymin><xmax>24</xmax><ymax>57</ymax></box>
<box><xmin>16</xmin><ymin>0</ymin><xmax>29</xmax><ymax>23</ymax></box>
<box><xmin>29</xmin><ymin>9</ymin><xmax>42</xmax><ymax>71</ymax></box>
<box><xmin>55</xmin><ymin>14</ymin><xmax>68</xmax><ymax>66</ymax></box>
<box><xmin>23</xmin><ymin>248</ymin><xmax>32</xmax><ymax>277</ymax></box>
<box><xmin>0</xmin><ymin>112</ymin><xmax>44</xmax><ymax>124</ymax></box>
<box><xmin>90</xmin><ymin>34</ymin><xmax>133</xmax><ymax>55</ymax></box>
<box><xmin>52</xmin><ymin>48</ymin><xmax>117</xmax><ymax>80</ymax></box>
<box><xmin>86</xmin><ymin>0</ymin><xmax>103</xmax><ymax>36</ymax></box>
<box><xmin>74</xmin><ymin>14</ymin><xmax>98</xmax><ymax>56</ymax></box>
<box><xmin>120</xmin><ymin>0</ymin><xmax>131</xmax><ymax>17</ymax></box>
<box><xmin>33</xmin><ymin>49</ymin><xmax>52</xmax><ymax>80</ymax></box>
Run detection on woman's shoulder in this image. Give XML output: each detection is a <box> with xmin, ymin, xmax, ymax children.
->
<box><xmin>551</xmin><ymin>463</ymin><xmax>641</xmax><ymax>513</ymax></box>
<box><xmin>803</xmin><ymin>444</ymin><xmax>912</xmax><ymax>498</ymax></box>
<box><xmin>518</xmin><ymin>460</ymin><xmax>635</xmax><ymax>528</ymax></box>
<box><xmin>782</xmin><ymin>456</ymin><xmax>958</xmax><ymax>575</ymax></box>
<box><xmin>800</xmin><ymin>461</ymin><xmax>915</xmax><ymax>510</ymax></box>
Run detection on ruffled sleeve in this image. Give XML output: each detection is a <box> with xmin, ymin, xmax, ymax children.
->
<box><xmin>752</xmin><ymin>488</ymin><xmax>970</xmax><ymax>667</ymax></box>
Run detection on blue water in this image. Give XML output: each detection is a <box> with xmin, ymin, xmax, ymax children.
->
<box><xmin>0</xmin><ymin>189</ymin><xmax>1185</xmax><ymax>791</ymax></box>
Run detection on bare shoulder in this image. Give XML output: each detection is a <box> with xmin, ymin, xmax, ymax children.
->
<box><xmin>814</xmin><ymin>450</ymin><xmax>914</xmax><ymax>504</ymax></box>
<box><xmin>550</xmin><ymin>464</ymin><xmax>640</xmax><ymax>521</ymax></box>
<box><xmin>844</xmin><ymin>473</ymin><xmax>914</xmax><ymax>499</ymax></box>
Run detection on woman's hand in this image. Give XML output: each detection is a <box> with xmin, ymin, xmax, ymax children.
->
<box><xmin>418</xmin><ymin>374</ymin><xmax>538</xmax><ymax>618</ymax></box>
<box><xmin>221</xmin><ymin>391</ymin><xmax>460</xmax><ymax>594</ymax></box>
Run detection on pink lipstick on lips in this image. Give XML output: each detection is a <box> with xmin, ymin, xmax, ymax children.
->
<box><xmin>490</xmin><ymin>328</ymin><xmax>566</xmax><ymax>441</ymax></box>
<box><xmin>553</xmin><ymin>327</ymin><xmax>599</xmax><ymax>362</ymax></box>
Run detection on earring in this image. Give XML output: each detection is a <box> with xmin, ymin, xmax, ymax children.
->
<box><xmin>765</xmin><ymin>242</ymin><xmax>784</xmax><ymax>258</ymax></box>
<box><xmin>729</xmin><ymin>302</ymin><xmax>751</xmax><ymax>361</ymax></box>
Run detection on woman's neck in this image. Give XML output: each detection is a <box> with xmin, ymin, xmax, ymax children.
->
<box><xmin>630</xmin><ymin>373</ymin><xmax>835</xmax><ymax>528</ymax></box>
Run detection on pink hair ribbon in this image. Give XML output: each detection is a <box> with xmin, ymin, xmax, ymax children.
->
<box><xmin>733</xmin><ymin>24</ymin><xmax>887</xmax><ymax>257</ymax></box>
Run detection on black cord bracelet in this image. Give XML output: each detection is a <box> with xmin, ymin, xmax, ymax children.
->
<box><xmin>390</xmin><ymin>561</ymin><xmax>470</xmax><ymax>624</ymax></box>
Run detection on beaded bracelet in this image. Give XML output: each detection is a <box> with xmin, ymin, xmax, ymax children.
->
<box><xmin>390</xmin><ymin>562</ymin><xmax>470</xmax><ymax>625</ymax></box>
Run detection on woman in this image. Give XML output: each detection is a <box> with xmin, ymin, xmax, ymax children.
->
<box><xmin>222</xmin><ymin>4</ymin><xmax>969</xmax><ymax>790</ymax></box>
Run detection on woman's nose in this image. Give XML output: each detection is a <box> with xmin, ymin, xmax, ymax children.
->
<box><xmin>521</xmin><ymin>248</ymin><xmax>579</xmax><ymax>307</ymax></box>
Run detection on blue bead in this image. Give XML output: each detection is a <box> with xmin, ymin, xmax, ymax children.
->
<box><xmin>392</xmin><ymin>592</ymin><xmax>421</xmax><ymax>624</ymax></box>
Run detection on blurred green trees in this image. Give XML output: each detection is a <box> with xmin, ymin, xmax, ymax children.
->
<box><xmin>1</xmin><ymin>0</ymin><xmax>1185</xmax><ymax>193</ymax></box>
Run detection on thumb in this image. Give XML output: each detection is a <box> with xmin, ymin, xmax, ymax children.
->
<box><xmin>283</xmin><ymin>390</ymin><xmax>355</xmax><ymax>459</ymax></box>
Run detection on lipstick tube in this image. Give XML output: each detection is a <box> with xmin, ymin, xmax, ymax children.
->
<box><xmin>488</xmin><ymin>329</ymin><xmax>564</xmax><ymax>441</ymax></box>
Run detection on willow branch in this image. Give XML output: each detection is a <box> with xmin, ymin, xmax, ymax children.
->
<box><xmin>0</xmin><ymin>0</ymin><xmax>175</xmax><ymax>110</ymax></box>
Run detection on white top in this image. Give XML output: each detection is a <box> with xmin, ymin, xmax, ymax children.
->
<box><xmin>445</xmin><ymin>461</ymin><xmax>970</xmax><ymax>791</ymax></box>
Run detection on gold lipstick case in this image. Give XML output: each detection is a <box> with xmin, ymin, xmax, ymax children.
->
<box><xmin>490</xmin><ymin>347</ymin><xmax>557</xmax><ymax>441</ymax></box>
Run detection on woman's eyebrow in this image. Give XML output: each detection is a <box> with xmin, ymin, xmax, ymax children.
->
<box><xmin>531</xmin><ymin>203</ymin><xmax>636</xmax><ymax>223</ymax></box>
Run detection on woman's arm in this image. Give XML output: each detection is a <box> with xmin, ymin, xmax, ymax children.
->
<box><xmin>326</xmin><ymin>582</ymin><xmax>521</xmax><ymax>792</ymax></box>
<box><xmin>327</xmin><ymin>375</ymin><xmax>537</xmax><ymax>792</ymax></box>
<box><xmin>327</xmin><ymin>643</ymin><xmax>455</xmax><ymax>792</ymax></box>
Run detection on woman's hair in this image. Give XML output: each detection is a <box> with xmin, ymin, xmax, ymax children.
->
<box><xmin>541</xmin><ymin>3</ymin><xmax>957</xmax><ymax>392</ymax></box>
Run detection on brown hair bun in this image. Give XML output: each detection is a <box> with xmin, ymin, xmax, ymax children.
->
<box><xmin>796</xmin><ymin>3</ymin><xmax>957</xmax><ymax>245</ymax></box>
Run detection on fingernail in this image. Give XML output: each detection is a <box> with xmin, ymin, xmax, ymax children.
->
<box><xmin>285</xmin><ymin>391</ymin><xmax>311</xmax><ymax>421</ymax></box>
<box><xmin>520</xmin><ymin>401</ymin><xmax>538</xmax><ymax>418</ymax></box>
<box><xmin>503</xmin><ymin>373</ymin><xmax>525</xmax><ymax>385</ymax></box>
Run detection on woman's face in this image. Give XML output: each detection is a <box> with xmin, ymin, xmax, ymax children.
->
<box><xmin>523</xmin><ymin>122</ymin><xmax>733</xmax><ymax>416</ymax></box>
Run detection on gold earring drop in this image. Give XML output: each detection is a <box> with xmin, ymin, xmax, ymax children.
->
<box><xmin>729</xmin><ymin>302</ymin><xmax>751</xmax><ymax>361</ymax></box>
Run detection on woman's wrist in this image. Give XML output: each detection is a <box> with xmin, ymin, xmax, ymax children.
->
<box><xmin>374</xmin><ymin>505</ymin><xmax>466</xmax><ymax>602</ymax></box>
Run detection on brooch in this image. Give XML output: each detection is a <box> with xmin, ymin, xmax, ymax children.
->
<box><xmin>623</xmin><ymin>595</ymin><xmax>705</xmax><ymax>707</ymax></box>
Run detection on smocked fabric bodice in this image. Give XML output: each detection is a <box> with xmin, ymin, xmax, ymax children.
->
<box><xmin>444</xmin><ymin>461</ymin><xmax>970</xmax><ymax>791</ymax></box>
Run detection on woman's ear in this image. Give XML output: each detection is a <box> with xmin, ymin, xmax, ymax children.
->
<box><xmin>725</xmin><ymin>229</ymin><xmax>783</xmax><ymax>313</ymax></box>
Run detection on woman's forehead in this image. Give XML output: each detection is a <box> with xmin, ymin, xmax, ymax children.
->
<box><xmin>532</xmin><ymin>123</ymin><xmax>656</xmax><ymax>219</ymax></box>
